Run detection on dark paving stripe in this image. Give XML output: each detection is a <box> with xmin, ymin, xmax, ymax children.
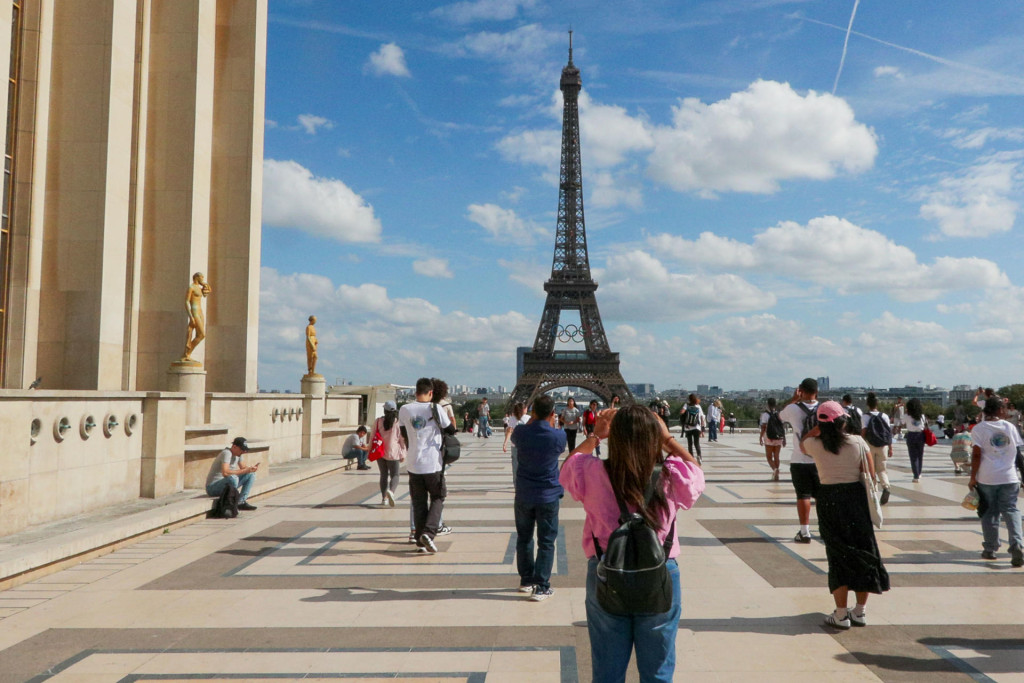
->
<box><xmin>700</xmin><ymin>518</ymin><xmax>1024</xmax><ymax>588</ymax></box>
<box><xmin>140</xmin><ymin>519</ymin><xmax>590</xmax><ymax>591</ymax></box>
<box><xmin>0</xmin><ymin>627</ymin><xmax>580</xmax><ymax>683</ymax></box>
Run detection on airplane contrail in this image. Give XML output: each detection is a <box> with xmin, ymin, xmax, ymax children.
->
<box><xmin>832</xmin><ymin>0</ymin><xmax>861</xmax><ymax>94</ymax></box>
<box><xmin>795</xmin><ymin>13</ymin><xmax>1024</xmax><ymax>88</ymax></box>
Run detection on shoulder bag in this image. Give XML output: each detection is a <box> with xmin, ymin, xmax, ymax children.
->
<box><xmin>859</xmin><ymin>442</ymin><xmax>883</xmax><ymax>529</ymax></box>
<box><xmin>430</xmin><ymin>403</ymin><xmax>461</xmax><ymax>465</ymax></box>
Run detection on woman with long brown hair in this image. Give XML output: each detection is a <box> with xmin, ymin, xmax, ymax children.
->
<box><xmin>560</xmin><ymin>405</ymin><xmax>704</xmax><ymax>682</ymax></box>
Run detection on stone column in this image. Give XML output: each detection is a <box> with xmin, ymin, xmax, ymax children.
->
<box><xmin>301</xmin><ymin>374</ymin><xmax>325</xmax><ymax>459</ymax></box>
<box><xmin>167</xmin><ymin>362</ymin><xmax>206</xmax><ymax>425</ymax></box>
<box><xmin>140</xmin><ymin>392</ymin><xmax>186</xmax><ymax>498</ymax></box>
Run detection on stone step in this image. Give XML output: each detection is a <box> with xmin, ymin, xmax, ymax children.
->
<box><xmin>184</xmin><ymin>423</ymin><xmax>232</xmax><ymax>447</ymax></box>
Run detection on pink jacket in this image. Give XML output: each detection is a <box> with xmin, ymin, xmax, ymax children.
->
<box><xmin>375</xmin><ymin>416</ymin><xmax>407</xmax><ymax>462</ymax></box>
<box><xmin>559</xmin><ymin>453</ymin><xmax>704</xmax><ymax>559</ymax></box>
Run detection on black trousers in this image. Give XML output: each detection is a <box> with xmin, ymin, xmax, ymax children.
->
<box><xmin>409</xmin><ymin>471</ymin><xmax>446</xmax><ymax>541</ymax></box>
<box><xmin>685</xmin><ymin>429</ymin><xmax>701</xmax><ymax>458</ymax></box>
<box><xmin>565</xmin><ymin>429</ymin><xmax>578</xmax><ymax>452</ymax></box>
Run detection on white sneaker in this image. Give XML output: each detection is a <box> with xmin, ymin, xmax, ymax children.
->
<box><xmin>518</xmin><ymin>584</ymin><xmax>534</xmax><ymax>593</ymax></box>
<box><xmin>437</xmin><ymin>525</ymin><xmax>453</xmax><ymax>536</ymax></box>
<box><xmin>385</xmin><ymin>489</ymin><xmax>395</xmax><ymax>507</ymax></box>
<box><xmin>849</xmin><ymin>609</ymin><xmax>866</xmax><ymax>627</ymax></box>
<box><xmin>825</xmin><ymin>610</ymin><xmax>851</xmax><ymax>630</ymax></box>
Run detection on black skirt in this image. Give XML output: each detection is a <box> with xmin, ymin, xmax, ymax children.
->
<box><xmin>816</xmin><ymin>482</ymin><xmax>891</xmax><ymax>594</ymax></box>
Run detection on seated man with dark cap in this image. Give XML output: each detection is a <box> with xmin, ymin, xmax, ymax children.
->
<box><xmin>206</xmin><ymin>436</ymin><xmax>259</xmax><ymax>511</ymax></box>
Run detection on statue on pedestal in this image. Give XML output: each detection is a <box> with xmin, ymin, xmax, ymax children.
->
<box><xmin>306</xmin><ymin>315</ymin><xmax>319</xmax><ymax>376</ymax></box>
<box><xmin>182</xmin><ymin>272</ymin><xmax>212</xmax><ymax>362</ymax></box>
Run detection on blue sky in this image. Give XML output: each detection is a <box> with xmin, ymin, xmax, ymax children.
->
<box><xmin>257</xmin><ymin>0</ymin><xmax>1024</xmax><ymax>393</ymax></box>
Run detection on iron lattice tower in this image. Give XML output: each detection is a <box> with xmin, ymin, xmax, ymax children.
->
<box><xmin>510</xmin><ymin>35</ymin><xmax>633</xmax><ymax>407</ymax></box>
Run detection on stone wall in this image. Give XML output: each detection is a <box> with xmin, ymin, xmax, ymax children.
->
<box><xmin>0</xmin><ymin>389</ymin><xmax>361</xmax><ymax>537</ymax></box>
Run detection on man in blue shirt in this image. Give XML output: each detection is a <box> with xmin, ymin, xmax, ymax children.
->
<box><xmin>510</xmin><ymin>393</ymin><xmax>566</xmax><ymax>602</ymax></box>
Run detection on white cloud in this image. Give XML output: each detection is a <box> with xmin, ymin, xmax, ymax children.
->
<box><xmin>598</xmin><ymin>250</ymin><xmax>776</xmax><ymax>322</ymax></box>
<box><xmin>919</xmin><ymin>159</ymin><xmax>1019</xmax><ymax>238</ymax></box>
<box><xmin>296</xmin><ymin>114</ymin><xmax>333</xmax><ymax>135</ymax></box>
<box><xmin>258</xmin><ymin>267</ymin><xmax>536</xmax><ymax>389</ymax></box>
<box><xmin>650</xmin><ymin>215</ymin><xmax>1011</xmax><ymax>300</ymax></box>
<box><xmin>454</xmin><ymin>24</ymin><xmax>561</xmax><ymax>62</ymax></box>
<box><xmin>945</xmin><ymin>127</ymin><xmax>1024</xmax><ymax>149</ymax></box>
<box><xmin>366</xmin><ymin>43</ymin><xmax>411</xmax><ymax>77</ymax></box>
<box><xmin>262</xmin><ymin>160</ymin><xmax>382</xmax><ymax>243</ymax></box>
<box><xmin>873</xmin><ymin>65</ymin><xmax>903</xmax><ymax>79</ymax></box>
<box><xmin>590</xmin><ymin>170</ymin><xmax>643</xmax><ymax>209</ymax></box>
<box><xmin>431</xmin><ymin>0</ymin><xmax>537</xmax><ymax>24</ymax></box>
<box><xmin>499</xmin><ymin>258</ymin><xmax>548</xmax><ymax>295</ymax></box>
<box><xmin>466</xmin><ymin>203</ymin><xmax>548</xmax><ymax>243</ymax></box>
<box><xmin>498</xmin><ymin>80</ymin><xmax>876</xmax><ymax>200</ymax></box>
<box><xmin>412</xmin><ymin>258</ymin><xmax>454</xmax><ymax>279</ymax></box>
<box><xmin>647</xmin><ymin>80</ymin><xmax>877</xmax><ymax>196</ymax></box>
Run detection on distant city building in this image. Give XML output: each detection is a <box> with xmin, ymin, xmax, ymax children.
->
<box><xmin>817</xmin><ymin>376</ymin><xmax>830</xmax><ymax>392</ymax></box>
<box><xmin>697</xmin><ymin>384</ymin><xmax>709</xmax><ymax>395</ymax></box>
<box><xmin>627</xmin><ymin>383</ymin><xmax>656</xmax><ymax>398</ymax></box>
<box><xmin>516</xmin><ymin>346</ymin><xmax>530</xmax><ymax>381</ymax></box>
<box><xmin>709</xmin><ymin>386</ymin><xmax>723</xmax><ymax>396</ymax></box>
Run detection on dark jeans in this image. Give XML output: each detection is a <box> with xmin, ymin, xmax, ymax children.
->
<box><xmin>514</xmin><ymin>499</ymin><xmax>560</xmax><ymax>590</ymax></box>
<box><xmin>565</xmin><ymin>429</ymin><xmax>578</xmax><ymax>452</ymax></box>
<box><xmin>684</xmin><ymin>429</ymin><xmax>701</xmax><ymax>459</ymax></box>
<box><xmin>377</xmin><ymin>459</ymin><xmax>400</xmax><ymax>496</ymax></box>
<box><xmin>906</xmin><ymin>431</ymin><xmax>925</xmax><ymax>478</ymax></box>
<box><xmin>409</xmin><ymin>471</ymin><xmax>446</xmax><ymax>541</ymax></box>
<box><xmin>344</xmin><ymin>447</ymin><xmax>367</xmax><ymax>468</ymax></box>
<box><xmin>708</xmin><ymin>420</ymin><xmax>718</xmax><ymax>441</ymax></box>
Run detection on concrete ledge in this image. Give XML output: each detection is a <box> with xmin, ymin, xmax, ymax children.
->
<box><xmin>0</xmin><ymin>455</ymin><xmax>348</xmax><ymax>586</ymax></box>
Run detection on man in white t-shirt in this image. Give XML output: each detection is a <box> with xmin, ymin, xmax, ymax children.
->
<box><xmin>779</xmin><ymin>378</ymin><xmax>820</xmax><ymax>544</ymax></box>
<box><xmin>969</xmin><ymin>396</ymin><xmax>1024</xmax><ymax>566</ymax></box>
<box><xmin>342</xmin><ymin>426</ymin><xmax>371</xmax><ymax>470</ymax></box>
<box><xmin>399</xmin><ymin>377</ymin><xmax>454</xmax><ymax>553</ymax></box>
<box><xmin>205</xmin><ymin>436</ymin><xmax>258</xmax><ymax>511</ymax></box>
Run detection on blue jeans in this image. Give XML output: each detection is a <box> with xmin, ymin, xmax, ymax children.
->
<box><xmin>510</xmin><ymin>445</ymin><xmax>518</xmax><ymax>490</ymax></box>
<box><xmin>708</xmin><ymin>420</ymin><xmax>718</xmax><ymax>441</ymax></box>
<box><xmin>585</xmin><ymin>557</ymin><xmax>681</xmax><ymax>683</ymax></box>
<box><xmin>514</xmin><ymin>499</ymin><xmax>560</xmax><ymax>590</ymax></box>
<box><xmin>478</xmin><ymin>416</ymin><xmax>489</xmax><ymax>437</ymax></box>
<box><xmin>977</xmin><ymin>482</ymin><xmax>1023</xmax><ymax>552</ymax></box>
<box><xmin>344</xmin><ymin>447</ymin><xmax>367</xmax><ymax>467</ymax></box>
<box><xmin>206</xmin><ymin>472</ymin><xmax>254</xmax><ymax>504</ymax></box>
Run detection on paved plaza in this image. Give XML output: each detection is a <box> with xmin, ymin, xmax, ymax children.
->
<box><xmin>1</xmin><ymin>429</ymin><xmax>1023</xmax><ymax>682</ymax></box>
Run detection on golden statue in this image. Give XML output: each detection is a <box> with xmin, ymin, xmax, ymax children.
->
<box><xmin>183</xmin><ymin>272</ymin><xmax>212</xmax><ymax>362</ymax></box>
<box><xmin>305</xmin><ymin>315</ymin><xmax>319</xmax><ymax>375</ymax></box>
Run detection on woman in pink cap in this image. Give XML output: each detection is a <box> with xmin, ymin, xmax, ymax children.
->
<box><xmin>801</xmin><ymin>400</ymin><xmax>890</xmax><ymax>630</ymax></box>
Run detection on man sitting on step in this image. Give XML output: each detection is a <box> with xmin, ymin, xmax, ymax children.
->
<box><xmin>205</xmin><ymin>436</ymin><xmax>258</xmax><ymax>511</ymax></box>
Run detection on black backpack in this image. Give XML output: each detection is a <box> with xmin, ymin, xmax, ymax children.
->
<box><xmin>765</xmin><ymin>410</ymin><xmax>785</xmax><ymax>440</ymax></box>
<box><xmin>208</xmin><ymin>483</ymin><xmax>239</xmax><ymax>519</ymax></box>
<box><xmin>430</xmin><ymin>403</ymin><xmax>461</xmax><ymax>465</ymax></box>
<box><xmin>594</xmin><ymin>466</ymin><xmax>675</xmax><ymax>616</ymax></box>
<box><xmin>797</xmin><ymin>403</ymin><xmax>818</xmax><ymax>440</ymax></box>
<box><xmin>864</xmin><ymin>412</ymin><xmax>892</xmax><ymax>447</ymax></box>
<box><xmin>682</xmin><ymin>406</ymin><xmax>701</xmax><ymax>429</ymax></box>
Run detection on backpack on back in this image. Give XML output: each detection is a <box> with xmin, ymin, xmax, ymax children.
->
<box><xmin>683</xmin><ymin>406</ymin><xmax>701</xmax><ymax>429</ymax></box>
<box><xmin>864</xmin><ymin>412</ymin><xmax>892</xmax><ymax>447</ymax></box>
<box><xmin>594</xmin><ymin>466</ymin><xmax>675</xmax><ymax>617</ymax></box>
<box><xmin>797</xmin><ymin>403</ymin><xmax>818</xmax><ymax>440</ymax></box>
<box><xmin>208</xmin><ymin>483</ymin><xmax>239</xmax><ymax>519</ymax></box>
<box><xmin>765</xmin><ymin>410</ymin><xmax>786</xmax><ymax>440</ymax></box>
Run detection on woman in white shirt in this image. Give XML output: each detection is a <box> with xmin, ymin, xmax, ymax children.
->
<box><xmin>502</xmin><ymin>402</ymin><xmax>529</xmax><ymax>488</ymax></box>
<box><xmin>969</xmin><ymin>397</ymin><xmax>1024</xmax><ymax>567</ymax></box>
<box><xmin>560</xmin><ymin>398</ymin><xmax>581</xmax><ymax>451</ymax></box>
<box><xmin>902</xmin><ymin>398</ymin><xmax>927</xmax><ymax>483</ymax></box>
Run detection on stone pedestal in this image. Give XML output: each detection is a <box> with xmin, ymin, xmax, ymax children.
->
<box><xmin>167</xmin><ymin>362</ymin><xmax>207</xmax><ymax>425</ymax></box>
<box><xmin>301</xmin><ymin>374</ymin><xmax>326</xmax><ymax>459</ymax></box>
<box><xmin>140</xmin><ymin>392</ymin><xmax>186</xmax><ymax>498</ymax></box>
<box><xmin>301</xmin><ymin>373</ymin><xmax>326</xmax><ymax>397</ymax></box>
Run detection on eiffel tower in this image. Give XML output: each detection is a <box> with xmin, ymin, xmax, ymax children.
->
<box><xmin>510</xmin><ymin>34</ymin><xmax>633</xmax><ymax>407</ymax></box>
